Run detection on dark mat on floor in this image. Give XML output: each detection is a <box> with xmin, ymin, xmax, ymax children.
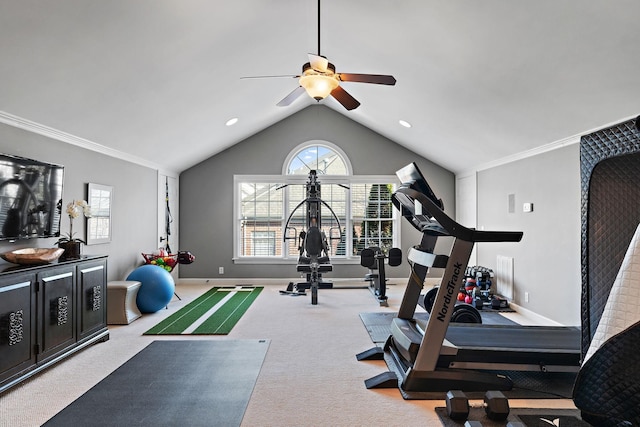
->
<box><xmin>436</xmin><ymin>407</ymin><xmax>589</xmax><ymax>426</ymax></box>
<box><xmin>360</xmin><ymin>311</ymin><xmax>517</xmax><ymax>343</ymax></box>
<box><xmin>43</xmin><ymin>339</ymin><xmax>270</xmax><ymax>427</ymax></box>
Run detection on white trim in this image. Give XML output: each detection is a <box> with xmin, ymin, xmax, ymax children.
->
<box><xmin>0</xmin><ymin>110</ymin><xmax>178</xmax><ymax>177</ymax></box>
<box><xmin>459</xmin><ymin>113</ymin><xmax>639</xmax><ymax>178</ymax></box>
<box><xmin>473</xmin><ymin>134</ymin><xmax>580</xmax><ymax>175</ymax></box>
<box><xmin>232</xmin><ymin>257</ymin><xmax>360</xmax><ymax>265</ymax></box>
<box><xmin>503</xmin><ymin>302</ymin><xmax>565</xmax><ymax>326</ymax></box>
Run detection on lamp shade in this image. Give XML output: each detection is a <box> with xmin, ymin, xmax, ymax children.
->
<box><xmin>299</xmin><ymin>75</ymin><xmax>339</xmax><ymax>100</ymax></box>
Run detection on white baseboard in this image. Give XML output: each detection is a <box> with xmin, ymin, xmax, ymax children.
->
<box><xmin>504</xmin><ymin>302</ymin><xmax>565</xmax><ymax>326</ymax></box>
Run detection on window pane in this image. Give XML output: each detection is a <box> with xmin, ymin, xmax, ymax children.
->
<box><xmin>287</xmin><ymin>144</ymin><xmax>347</xmax><ymax>175</ymax></box>
<box><xmin>351</xmin><ymin>183</ymin><xmax>395</xmax><ymax>255</ymax></box>
<box><xmin>239</xmin><ymin>182</ymin><xmax>284</xmax><ymax>257</ymax></box>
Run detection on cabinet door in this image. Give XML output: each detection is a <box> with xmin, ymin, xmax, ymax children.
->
<box><xmin>77</xmin><ymin>259</ymin><xmax>107</xmax><ymax>340</ymax></box>
<box><xmin>0</xmin><ymin>272</ymin><xmax>36</xmax><ymax>382</ymax></box>
<box><xmin>38</xmin><ymin>267</ymin><xmax>75</xmax><ymax>362</ymax></box>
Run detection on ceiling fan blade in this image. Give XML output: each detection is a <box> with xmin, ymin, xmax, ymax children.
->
<box><xmin>308</xmin><ymin>53</ymin><xmax>328</xmax><ymax>72</ymax></box>
<box><xmin>241</xmin><ymin>74</ymin><xmax>299</xmax><ymax>79</ymax></box>
<box><xmin>338</xmin><ymin>73</ymin><xmax>396</xmax><ymax>85</ymax></box>
<box><xmin>277</xmin><ymin>86</ymin><xmax>306</xmax><ymax>107</ymax></box>
<box><xmin>330</xmin><ymin>85</ymin><xmax>360</xmax><ymax>111</ymax></box>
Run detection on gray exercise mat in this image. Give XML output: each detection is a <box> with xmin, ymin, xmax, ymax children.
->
<box><xmin>43</xmin><ymin>339</ymin><xmax>270</xmax><ymax>427</ymax></box>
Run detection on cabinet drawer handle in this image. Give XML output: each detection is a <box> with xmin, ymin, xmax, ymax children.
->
<box><xmin>2</xmin><ymin>310</ymin><xmax>24</xmax><ymax>346</ymax></box>
<box><xmin>50</xmin><ymin>296</ymin><xmax>69</xmax><ymax>326</ymax></box>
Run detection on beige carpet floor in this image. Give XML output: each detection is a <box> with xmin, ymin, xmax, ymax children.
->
<box><xmin>0</xmin><ymin>279</ymin><xmax>577</xmax><ymax>426</ymax></box>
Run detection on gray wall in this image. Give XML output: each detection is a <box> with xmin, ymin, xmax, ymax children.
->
<box><xmin>179</xmin><ymin>105</ymin><xmax>455</xmax><ymax>279</ymax></box>
<box><xmin>476</xmin><ymin>144</ymin><xmax>581</xmax><ymax>325</ymax></box>
<box><xmin>0</xmin><ymin>122</ymin><xmax>159</xmax><ymax>281</ymax></box>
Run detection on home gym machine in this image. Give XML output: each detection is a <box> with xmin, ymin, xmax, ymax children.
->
<box><xmin>358</xmin><ymin>162</ymin><xmax>581</xmax><ymax>398</ymax></box>
<box><xmin>282</xmin><ymin>170</ymin><xmax>343</xmax><ymax>304</ymax></box>
<box><xmin>360</xmin><ymin>246</ymin><xmax>402</xmax><ymax>306</ymax></box>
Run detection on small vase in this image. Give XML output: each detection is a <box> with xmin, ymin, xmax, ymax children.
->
<box><xmin>59</xmin><ymin>241</ymin><xmax>82</xmax><ymax>260</ymax></box>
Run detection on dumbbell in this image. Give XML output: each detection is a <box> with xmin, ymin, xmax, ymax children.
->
<box><xmin>445</xmin><ymin>390</ymin><xmax>510</xmax><ymax>422</ymax></box>
<box><xmin>445</xmin><ymin>390</ymin><xmax>469</xmax><ymax>420</ymax></box>
<box><xmin>484</xmin><ymin>390</ymin><xmax>510</xmax><ymax>421</ymax></box>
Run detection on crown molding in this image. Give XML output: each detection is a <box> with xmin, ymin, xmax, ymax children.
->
<box><xmin>456</xmin><ymin>113</ymin><xmax>640</xmax><ymax>179</ymax></box>
<box><xmin>473</xmin><ymin>134</ymin><xmax>581</xmax><ymax>175</ymax></box>
<box><xmin>0</xmin><ymin>110</ymin><xmax>178</xmax><ymax>177</ymax></box>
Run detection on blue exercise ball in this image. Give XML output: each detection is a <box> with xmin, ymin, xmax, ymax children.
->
<box><xmin>127</xmin><ymin>264</ymin><xmax>175</xmax><ymax>313</ymax></box>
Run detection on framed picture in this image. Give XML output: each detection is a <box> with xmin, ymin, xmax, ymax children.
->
<box><xmin>86</xmin><ymin>183</ymin><xmax>112</xmax><ymax>245</ymax></box>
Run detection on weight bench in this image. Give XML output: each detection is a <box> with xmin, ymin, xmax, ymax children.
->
<box><xmin>360</xmin><ymin>246</ymin><xmax>402</xmax><ymax>306</ymax></box>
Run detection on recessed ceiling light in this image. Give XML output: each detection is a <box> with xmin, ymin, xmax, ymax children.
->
<box><xmin>225</xmin><ymin>117</ymin><xmax>238</xmax><ymax>126</ymax></box>
<box><xmin>399</xmin><ymin>120</ymin><xmax>412</xmax><ymax>128</ymax></box>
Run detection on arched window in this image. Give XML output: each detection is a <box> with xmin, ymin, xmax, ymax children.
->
<box><xmin>284</xmin><ymin>141</ymin><xmax>350</xmax><ymax>176</ymax></box>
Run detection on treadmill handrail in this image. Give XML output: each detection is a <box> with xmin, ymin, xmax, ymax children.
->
<box><xmin>396</xmin><ymin>187</ymin><xmax>523</xmax><ymax>243</ymax></box>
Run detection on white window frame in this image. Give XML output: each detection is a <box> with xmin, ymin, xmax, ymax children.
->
<box><xmin>233</xmin><ymin>174</ymin><xmax>400</xmax><ymax>264</ymax></box>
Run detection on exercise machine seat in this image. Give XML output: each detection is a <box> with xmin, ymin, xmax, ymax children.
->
<box><xmin>297</xmin><ymin>226</ymin><xmax>332</xmax><ymax>273</ymax></box>
<box><xmin>572</xmin><ymin>224</ymin><xmax>640</xmax><ymax>425</ymax></box>
<box><xmin>360</xmin><ymin>247</ymin><xmax>379</xmax><ymax>270</ymax></box>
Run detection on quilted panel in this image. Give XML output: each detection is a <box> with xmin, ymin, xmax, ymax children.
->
<box><xmin>580</xmin><ymin>117</ymin><xmax>640</xmax><ymax>357</ymax></box>
<box><xmin>573</xmin><ymin>321</ymin><xmax>640</xmax><ymax>425</ymax></box>
<box><xmin>585</xmin><ymin>224</ymin><xmax>640</xmax><ymax>361</ymax></box>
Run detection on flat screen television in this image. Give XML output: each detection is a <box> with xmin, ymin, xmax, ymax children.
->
<box><xmin>0</xmin><ymin>153</ymin><xmax>64</xmax><ymax>241</ymax></box>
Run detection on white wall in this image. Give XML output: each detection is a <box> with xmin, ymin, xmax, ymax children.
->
<box><xmin>179</xmin><ymin>105</ymin><xmax>456</xmax><ymax>279</ymax></box>
<box><xmin>0</xmin><ymin>122</ymin><xmax>160</xmax><ymax>282</ymax></box>
<box><xmin>473</xmin><ymin>144</ymin><xmax>581</xmax><ymax>325</ymax></box>
<box><xmin>456</xmin><ymin>172</ymin><xmax>478</xmax><ymax>266</ymax></box>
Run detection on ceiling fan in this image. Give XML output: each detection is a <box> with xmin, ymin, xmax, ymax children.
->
<box><xmin>243</xmin><ymin>0</ymin><xmax>396</xmax><ymax>111</ymax></box>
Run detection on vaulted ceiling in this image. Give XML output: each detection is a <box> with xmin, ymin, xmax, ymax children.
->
<box><xmin>0</xmin><ymin>1</ymin><xmax>638</xmax><ymax>176</ymax></box>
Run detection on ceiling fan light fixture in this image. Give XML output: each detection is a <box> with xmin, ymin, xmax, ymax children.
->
<box><xmin>299</xmin><ymin>74</ymin><xmax>339</xmax><ymax>100</ymax></box>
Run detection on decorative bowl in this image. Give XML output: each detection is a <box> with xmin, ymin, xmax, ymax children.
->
<box><xmin>1</xmin><ymin>248</ymin><xmax>66</xmax><ymax>265</ymax></box>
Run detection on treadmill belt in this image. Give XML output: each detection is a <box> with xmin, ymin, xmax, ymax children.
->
<box><xmin>444</xmin><ymin>324</ymin><xmax>581</xmax><ymax>352</ymax></box>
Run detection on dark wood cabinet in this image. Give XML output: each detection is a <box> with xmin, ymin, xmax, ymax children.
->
<box><xmin>77</xmin><ymin>259</ymin><xmax>107</xmax><ymax>341</ymax></box>
<box><xmin>0</xmin><ymin>272</ymin><xmax>37</xmax><ymax>384</ymax></box>
<box><xmin>0</xmin><ymin>255</ymin><xmax>109</xmax><ymax>393</ymax></box>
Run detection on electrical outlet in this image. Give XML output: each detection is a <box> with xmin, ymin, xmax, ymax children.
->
<box><xmin>525</xmin><ymin>291</ymin><xmax>529</xmax><ymax>303</ymax></box>
<box><xmin>218</xmin><ymin>267</ymin><xmax>224</xmax><ymax>275</ymax></box>
<box><xmin>523</xmin><ymin>202</ymin><xmax>534</xmax><ymax>213</ymax></box>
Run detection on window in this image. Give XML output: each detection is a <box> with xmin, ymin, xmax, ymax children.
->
<box><xmin>234</xmin><ymin>142</ymin><xmax>399</xmax><ymax>263</ymax></box>
<box><xmin>351</xmin><ymin>183</ymin><xmax>394</xmax><ymax>254</ymax></box>
<box><xmin>285</xmin><ymin>142</ymin><xmax>348</xmax><ymax>175</ymax></box>
<box><xmin>86</xmin><ymin>183</ymin><xmax>112</xmax><ymax>245</ymax></box>
<box><xmin>239</xmin><ymin>182</ymin><xmax>283</xmax><ymax>256</ymax></box>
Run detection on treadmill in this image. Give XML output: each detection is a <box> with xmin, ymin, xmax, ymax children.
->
<box><xmin>359</xmin><ymin>162</ymin><xmax>581</xmax><ymax>398</ymax></box>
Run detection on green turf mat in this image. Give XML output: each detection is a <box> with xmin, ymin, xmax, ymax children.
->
<box><xmin>144</xmin><ymin>286</ymin><xmax>263</xmax><ymax>335</ymax></box>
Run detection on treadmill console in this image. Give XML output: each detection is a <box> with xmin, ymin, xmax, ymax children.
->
<box><xmin>393</xmin><ymin>162</ymin><xmax>447</xmax><ymax>235</ymax></box>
